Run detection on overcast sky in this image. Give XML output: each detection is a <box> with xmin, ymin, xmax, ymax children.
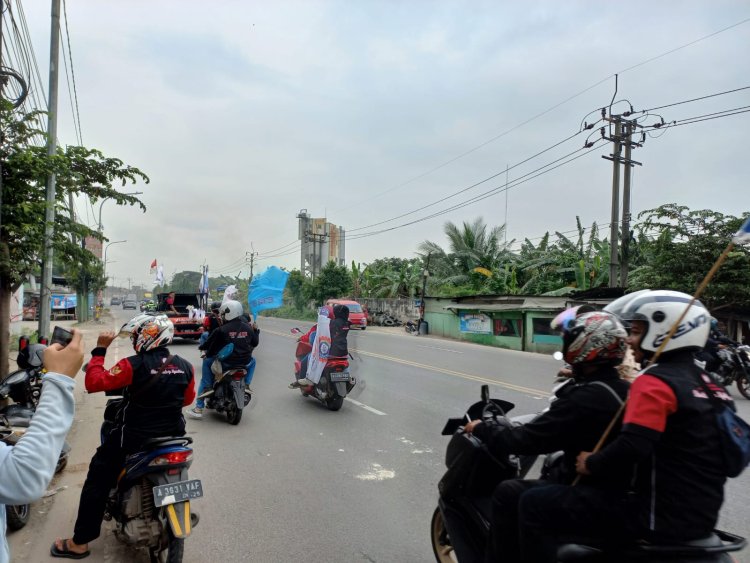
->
<box><xmin>22</xmin><ymin>1</ymin><xmax>750</xmax><ymax>288</ymax></box>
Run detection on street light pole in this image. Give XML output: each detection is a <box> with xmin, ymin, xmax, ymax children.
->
<box><xmin>103</xmin><ymin>240</ymin><xmax>126</xmax><ymax>294</ymax></box>
<box><xmin>98</xmin><ymin>191</ymin><xmax>143</xmax><ymax>231</ymax></box>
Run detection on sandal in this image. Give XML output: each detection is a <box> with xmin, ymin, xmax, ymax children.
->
<box><xmin>50</xmin><ymin>539</ymin><xmax>90</xmax><ymax>559</ymax></box>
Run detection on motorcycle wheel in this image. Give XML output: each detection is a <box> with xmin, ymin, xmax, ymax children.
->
<box><xmin>430</xmin><ymin>507</ymin><xmax>456</xmax><ymax>563</ymax></box>
<box><xmin>737</xmin><ymin>372</ymin><xmax>750</xmax><ymax>400</ymax></box>
<box><xmin>149</xmin><ymin>529</ymin><xmax>184</xmax><ymax>563</ymax></box>
<box><xmin>226</xmin><ymin>405</ymin><xmax>243</xmax><ymax>425</ymax></box>
<box><xmin>6</xmin><ymin>504</ymin><xmax>30</xmax><ymax>531</ymax></box>
<box><xmin>325</xmin><ymin>395</ymin><xmax>344</xmax><ymax>411</ymax></box>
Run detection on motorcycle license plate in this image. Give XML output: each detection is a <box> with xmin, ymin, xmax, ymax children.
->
<box><xmin>329</xmin><ymin>370</ymin><xmax>350</xmax><ymax>382</ymax></box>
<box><xmin>152</xmin><ymin>479</ymin><xmax>203</xmax><ymax>507</ymax></box>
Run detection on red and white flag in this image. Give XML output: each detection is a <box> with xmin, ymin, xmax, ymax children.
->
<box><xmin>149</xmin><ymin>259</ymin><xmax>157</xmax><ymax>274</ymax></box>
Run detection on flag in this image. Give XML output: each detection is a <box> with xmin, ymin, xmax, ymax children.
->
<box><xmin>199</xmin><ymin>267</ymin><xmax>209</xmax><ymax>294</ymax></box>
<box><xmin>733</xmin><ymin>216</ymin><xmax>750</xmax><ymax>245</ymax></box>
<box><xmin>222</xmin><ymin>285</ymin><xmax>238</xmax><ymax>303</ymax></box>
<box><xmin>306</xmin><ymin>309</ymin><xmax>331</xmax><ymax>384</ymax></box>
<box><xmin>149</xmin><ymin>259</ymin><xmax>157</xmax><ymax>274</ymax></box>
<box><xmin>154</xmin><ymin>265</ymin><xmax>165</xmax><ymax>286</ymax></box>
<box><xmin>248</xmin><ymin>266</ymin><xmax>290</xmax><ymax>318</ymax></box>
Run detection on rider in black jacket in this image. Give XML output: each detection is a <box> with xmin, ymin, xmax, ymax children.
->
<box><xmin>201</xmin><ymin>300</ymin><xmax>259</xmax><ymax>370</ymax></box>
<box><xmin>328</xmin><ymin>304</ymin><xmax>351</xmax><ymax>358</ymax></box>
<box><xmin>465</xmin><ymin>310</ymin><xmax>631</xmax><ymax>563</ymax></box>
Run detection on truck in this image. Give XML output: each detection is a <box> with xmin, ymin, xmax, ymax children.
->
<box><xmin>155</xmin><ymin>292</ymin><xmax>207</xmax><ymax>340</ymax></box>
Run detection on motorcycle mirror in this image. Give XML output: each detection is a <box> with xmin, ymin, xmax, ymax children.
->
<box><xmin>81</xmin><ymin>362</ymin><xmax>88</xmax><ymax>374</ymax></box>
<box><xmin>481</xmin><ymin>384</ymin><xmax>490</xmax><ymax>403</ymax></box>
<box><xmin>553</xmin><ymin>351</ymin><xmax>564</xmax><ymax>361</ymax></box>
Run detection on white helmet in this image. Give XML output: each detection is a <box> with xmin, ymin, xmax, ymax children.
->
<box><xmin>119</xmin><ymin>313</ymin><xmax>174</xmax><ymax>353</ymax></box>
<box><xmin>220</xmin><ymin>300</ymin><xmax>244</xmax><ymax>321</ymax></box>
<box><xmin>604</xmin><ymin>289</ymin><xmax>709</xmax><ymax>354</ymax></box>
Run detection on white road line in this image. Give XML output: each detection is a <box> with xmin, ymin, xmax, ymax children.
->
<box><xmin>348</xmin><ymin>399</ymin><xmax>387</xmax><ymax>416</ymax></box>
<box><xmin>416</xmin><ymin>344</ymin><xmax>463</xmax><ymax>354</ymax></box>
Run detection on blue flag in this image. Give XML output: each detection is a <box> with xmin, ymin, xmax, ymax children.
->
<box><xmin>733</xmin><ymin>216</ymin><xmax>750</xmax><ymax>245</ymax></box>
<box><xmin>248</xmin><ymin>266</ymin><xmax>290</xmax><ymax>317</ymax></box>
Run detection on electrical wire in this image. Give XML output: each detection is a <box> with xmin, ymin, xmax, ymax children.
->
<box><xmin>257</xmin><ymin>239</ymin><xmax>299</xmax><ymax>257</ymax></box>
<box><xmin>61</xmin><ymin>0</ymin><xmax>82</xmax><ymax>144</ymax></box>
<box><xmin>641</xmin><ymin>85</ymin><xmax>750</xmax><ymax>113</ymax></box>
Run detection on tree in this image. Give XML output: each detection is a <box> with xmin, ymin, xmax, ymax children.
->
<box><xmin>628</xmin><ymin>204</ymin><xmax>750</xmax><ymax>308</ymax></box>
<box><xmin>306</xmin><ymin>261</ymin><xmax>352</xmax><ymax>305</ymax></box>
<box><xmin>0</xmin><ymin>105</ymin><xmax>148</xmax><ymax>376</ymax></box>
<box><xmin>286</xmin><ymin>269</ymin><xmax>308</xmax><ymax>310</ymax></box>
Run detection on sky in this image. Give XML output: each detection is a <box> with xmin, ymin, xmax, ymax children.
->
<box><xmin>19</xmin><ymin>1</ymin><xmax>750</xmax><ymax>289</ymax></box>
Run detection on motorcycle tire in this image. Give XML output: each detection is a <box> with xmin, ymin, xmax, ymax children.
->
<box><xmin>430</xmin><ymin>507</ymin><xmax>455</xmax><ymax>563</ymax></box>
<box><xmin>325</xmin><ymin>395</ymin><xmax>344</xmax><ymax>411</ymax></box>
<box><xmin>737</xmin><ymin>372</ymin><xmax>750</xmax><ymax>400</ymax></box>
<box><xmin>226</xmin><ymin>405</ymin><xmax>243</xmax><ymax>425</ymax></box>
<box><xmin>6</xmin><ymin>504</ymin><xmax>30</xmax><ymax>531</ymax></box>
<box><xmin>149</xmin><ymin>528</ymin><xmax>184</xmax><ymax>563</ymax></box>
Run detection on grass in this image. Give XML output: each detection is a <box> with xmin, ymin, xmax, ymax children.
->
<box><xmin>259</xmin><ymin>305</ymin><xmax>318</xmax><ymax>322</ymax></box>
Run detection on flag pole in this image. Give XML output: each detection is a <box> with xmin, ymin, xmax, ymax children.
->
<box><xmin>573</xmin><ymin>239</ymin><xmax>737</xmax><ymax>485</ymax></box>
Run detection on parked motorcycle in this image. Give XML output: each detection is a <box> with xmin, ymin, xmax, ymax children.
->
<box><xmin>404</xmin><ymin>320</ymin><xmax>419</xmax><ymax>334</ymax></box>
<box><xmin>291</xmin><ymin>328</ymin><xmax>356</xmax><ymax>411</ymax></box>
<box><xmin>99</xmin><ymin>396</ymin><xmax>201</xmax><ymax>561</ymax></box>
<box><xmin>430</xmin><ymin>385</ymin><xmax>747</xmax><ymax>563</ymax></box>
<box><xmin>711</xmin><ymin>344</ymin><xmax>750</xmax><ymax>400</ymax></box>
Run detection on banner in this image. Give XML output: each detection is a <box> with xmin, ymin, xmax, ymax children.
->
<box><xmin>154</xmin><ymin>265</ymin><xmax>165</xmax><ymax>286</ymax></box>
<box><xmin>459</xmin><ymin>312</ymin><xmax>492</xmax><ymax>334</ymax></box>
<box><xmin>306</xmin><ymin>309</ymin><xmax>331</xmax><ymax>384</ymax></box>
<box><xmin>199</xmin><ymin>267</ymin><xmax>209</xmax><ymax>294</ymax></box>
<box><xmin>51</xmin><ymin>294</ymin><xmax>77</xmax><ymax>310</ymax></box>
<box><xmin>222</xmin><ymin>285</ymin><xmax>238</xmax><ymax>303</ymax></box>
<box><xmin>248</xmin><ymin>266</ymin><xmax>290</xmax><ymax>317</ymax></box>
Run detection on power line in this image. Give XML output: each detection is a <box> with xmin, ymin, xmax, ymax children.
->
<box><xmin>257</xmin><ymin>239</ymin><xmax>299</xmax><ymax>257</ymax></box>
<box><xmin>61</xmin><ymin>0</ymin><xmax>82</xmax><ymax>144</ymax></box>
<box><xmin>59</xmin><ymin>18</ymin><xmax>80</xmax><ymax>145</ymax></box>
<box><xmin>640</xmin><ymin>85</ymin><xmax>750</xmax><ymax>113</ymax></box>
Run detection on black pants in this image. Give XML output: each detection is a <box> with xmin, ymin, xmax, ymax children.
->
<box><xmin>484</xmin><ymin>479</ymin><xmax>546</xmax><ymax>563</ymax></box>
<box><xmin>517</xmin><ymin>483</ymin><xmax>637</xmax><ymax>563</ymax></box>
<box><xmin>72</xmin><ymin>430</ymin><xmax>131</xmax><ymax>544</ymax></box>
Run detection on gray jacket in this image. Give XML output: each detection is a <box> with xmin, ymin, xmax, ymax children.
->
<box><xmin>0</xmin><ymin>373</ymin><xmax>75</xmax><ymax>563</ymax></box>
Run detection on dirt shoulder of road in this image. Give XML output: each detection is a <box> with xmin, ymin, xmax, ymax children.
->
<box><xmin>7</xmin><ymin>316</ymin><xmax>148</xmax><ymax>562</ymax></box>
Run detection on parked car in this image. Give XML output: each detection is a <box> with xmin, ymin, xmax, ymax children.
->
<box><xmin>110</xmin><ymin>296</ymin><xmax>122</xmax><ymax>306</ymax></box>
<box><xmin>326</xmin><ymin>299</ymin><xmax>367</xmax><ymax>330</ymax></box>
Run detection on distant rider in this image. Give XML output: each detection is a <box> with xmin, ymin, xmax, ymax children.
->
<box><xmin>51</xmin><ymin>314</ymin><xmax>194</xmax><ymax>559</ymax></box>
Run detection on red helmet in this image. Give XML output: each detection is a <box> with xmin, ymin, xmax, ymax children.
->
<box><xmin>562</xmin><ymin>311</ymin><xmax>627</xmax><ymax>366</ymax></box>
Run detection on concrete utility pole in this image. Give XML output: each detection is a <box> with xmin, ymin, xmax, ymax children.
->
<box><xmin>607</xmin><ymin>118</ymin><xmax>622</xmax><ymax>288</ymax></box>
<box><xmin>621</xmin><ymin>122</ymin><xmax>634</xmax><ymax>287</ymax></box>
<box><xmin>38</xmin><ymin>0</ymin><xmax>61</xmax><ymax>339</ymax></box>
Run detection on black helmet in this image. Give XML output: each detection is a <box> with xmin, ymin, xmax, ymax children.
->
<box><xmin>210</xmin><ymin>301</ymin><xmax>222</xmax><ymax>313</ymax></box>
<box><xmin>333</xmin><ymin>304</ymin><xmax>349</xmax><ymax>320</ymax></box>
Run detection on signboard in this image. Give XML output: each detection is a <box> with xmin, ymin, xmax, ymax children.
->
<box><xmin>51</xmin><ymin>294</ymin><xmax>77</xmax><ymax>310</ymax></box>
<box><xmin>459</xmin><ymin>312</ymin><xmax>492</xmax><ymax>334</ymax></box>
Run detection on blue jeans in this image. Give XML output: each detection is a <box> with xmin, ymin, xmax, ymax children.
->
<box><xmin>195</xmin><ymin>357</ymin><xmax>256</xmax><ymax>409</ymax></box>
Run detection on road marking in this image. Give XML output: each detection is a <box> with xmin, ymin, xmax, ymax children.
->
<box><xmin>416</xmin><ymin>344</ymin><xmax>463</xmax><ymax>354</ymax></box>
<box><xmin>263</xmin><ymin>328</ymin><xmax>548</xmax><ymax>397</ymax></box>
<box><xmin>348</xmin><ymin>399</ymin><xmax>387</xmax><ymax>416</ymax></box>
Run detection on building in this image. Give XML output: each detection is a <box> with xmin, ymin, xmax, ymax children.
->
<box><xmin>297</xmin><ymin>210</ymin><xmax>345</xmax><ymax>278</ymax></box>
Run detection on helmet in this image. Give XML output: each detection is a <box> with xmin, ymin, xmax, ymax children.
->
<box><xmin>220</xmin><ymin>300</ymin><xmax>244</xmax><ymax>321</ymax></box>
<box><xmin>119</xmin><ymin>313</ymin><xmax>174</xmax><ymax>353</ymax></box>
<box><xmin>562</xmin><ymin>311</ymin><xmax>628</xmax><ymax>366</ymax></box>
<box><xmin>710</xmin><ymin>317</ymin><xmax>719</xmax><ymax>330</ymax></box>
<box><xmin>210</xmin><ymin>301</ymin><xmax>222</xmax><ymax>313</ymax></box>
<box><xmin>604</xmin><ymin>289</ymin><xmax>709</xmax><ymax>354</ymax></box>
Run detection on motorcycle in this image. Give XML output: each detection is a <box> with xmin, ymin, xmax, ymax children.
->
<box><xmin>291</xmin><ymin>328</ymin><xmax>356</xmax><ymax>411</ymax></box>
<box><xmin>196</xmin><ymin>361</ymin><xmax>252</xmax><ymax>425</ymax></box>
<box><xmin>404</xmin><ymin>320</ymin><xmax>419</xmax><ymax>334</ymax></box>
<box><xmin>430</xmin><ymin>385</ymin><xmax>747</xmax><ymax>563</ymax></box>
<box><xmin>97</xmin><ymin>396</ymin><xmax>202</xmax><ymax>561</ymax></box>
<box><xmin>711</xmin><ymin>344</ymin><xmax>750</xmax><ymax>400</ymax></box>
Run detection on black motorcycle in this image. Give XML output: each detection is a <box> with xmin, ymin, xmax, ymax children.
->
<box><xmin>431</xmin><ymin>385</ymin><xmax>747</xmax><ymax>563</ymax></box>
<box><xmin>197</xmin><ymin>364</ymin><xmax>251</xmax><ymax>425</ymax></box>
<box><xmin>713</xmin><ymin>344</ymin><xmax>750</xmax><ymax>400</ymax></box>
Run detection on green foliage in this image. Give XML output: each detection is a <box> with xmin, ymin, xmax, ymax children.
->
<box><xmin>0</xmin><ymin>104</ymin><xmax>148</xmax><ymax>295</ymax></box>
<box><xmin>259</xmin><ymin>304</ymin><xmax>318</xmax><ymax>322</ymax></box>
<box><xmin>286</xmin><ymin>269</ymin><xmax>308</xmax><ymax>310</ymax></box>
<box><xmin>306</xmin><ymin>261</ymin><xmax>352</xmax><ymax>305</ymax></box>
<box><xmin>357</xmin><ymin>257</ymin><xmax>424</xmax><ymax>298</ymax></box>
<box><xmin>628</xmin><ymin>204</ymin><xmax>750</xmax><ymax>308</ymax></box>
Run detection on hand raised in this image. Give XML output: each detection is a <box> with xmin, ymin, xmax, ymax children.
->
<box><xmin>96</xmin><ymin>331</ymin><xmax>117</xmax><ymax>348</ymax></box>
<box><xmin>43</xmin><ymin>329</ymin><xmax>84</xmax><ymax>378</ymax></box>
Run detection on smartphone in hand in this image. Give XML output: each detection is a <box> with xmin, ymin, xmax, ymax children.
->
<box><xmin>51</xmin><ymin>326</ymin><xmax>74</xmax><ymax>347</ymax></box>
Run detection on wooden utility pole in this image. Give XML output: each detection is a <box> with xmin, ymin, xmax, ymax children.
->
<box><xmin>38</xmin><ymin>0</ymin><xmax>61</xmax><ymax>339</ymax></box>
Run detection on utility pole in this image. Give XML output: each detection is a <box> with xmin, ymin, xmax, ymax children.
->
<box><xmin>621</xmin><ymin>121</ymin><xmax>634</xmax><ymax>287</ymax></box>
<box><xmin>38</xmin><ymin>0</ymin><xmax>61</xmax><ymax>339</ymax></box>
<box><xmin>605</xmin><ymin>118</ymin><xmax>622</xmax><ymax>288</ymax></box>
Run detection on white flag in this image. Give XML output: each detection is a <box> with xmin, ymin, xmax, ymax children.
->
<box><xmin>155</xmin><ymin>265</ymin><xmax>165</xmax><ymax>286</ymax></box>
<box><xmin>306</xmin><ymin>310</ymin><xmax>331</xmax><ymax>384</ymax></box>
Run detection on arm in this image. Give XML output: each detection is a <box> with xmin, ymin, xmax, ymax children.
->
<box><xmin>85</xmin><ymin>350</ymin><xmax>134</xmax><ymax>392</ymax></box>
<box><xmin>183</xmin><ymin>365</ymin><xmax>196</xmax><ymax>406</ymax></box>
<box><xmin>203</xmin><ymin>329</ymin><xmax>226</xmax><ymax>357</ymax></box>
<box><xmin>584</xmin><ymin>375</ymin><xmax>676</xmax><ymax>475</ymax></box>
<box><xmin>0</xmin><ymin>331</ymin><xmax>84</xmax><ymax>504</ymax></box>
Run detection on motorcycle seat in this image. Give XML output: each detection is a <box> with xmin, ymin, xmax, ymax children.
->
<box><xmin>142</xmin><ymin>436</ymin><xmax>193</xmax><ymax>449</ymax></box>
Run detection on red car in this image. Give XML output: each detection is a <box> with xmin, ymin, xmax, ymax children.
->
<box><xmin>326</xmin><ymin>299</ymin><xmax>367</xmax><ymax>330</ymax></box>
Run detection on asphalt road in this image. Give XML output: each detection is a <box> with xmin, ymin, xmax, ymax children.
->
<box><xmin>11</xmin><ymin>308</ymin><xmax>750</xmax><ymax>562</ymax></box>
